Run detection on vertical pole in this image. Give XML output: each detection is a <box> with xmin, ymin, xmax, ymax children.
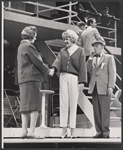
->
<box><xmin>40</xmin><ymin>93</ymin><xmax>46</xmax><ymax>128</ymax></box>
<box><xmin>8</xmin><ymin>1</ymin><xmax>11</xmax><ymax>9</ymax></box>
<box><xmin>114</xmin><ymin>20</ymin><xmax>117</xmax><ymax>47</ymax></box>
<box><xmin>68</xmin><ymin>1</ymin><xmax>72</xmax><ymax>24</ymax></box>
<box><xmin>36</xmin><ymin>1</ymin><xmax>39</xmax><ymax>17</ymax></box>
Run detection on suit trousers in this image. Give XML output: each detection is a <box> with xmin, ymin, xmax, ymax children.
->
<box><xmin>92</xmin><ymin>84</ymin><xmax>111</xmax><ymax>136</ymax></box>
<box><xmin>59</xmin><ymin>73</ymin><xmax>79</xmax><ymax>128</ymax></box>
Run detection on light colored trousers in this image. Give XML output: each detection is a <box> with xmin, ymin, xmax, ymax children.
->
<box><xmin>60</xmin><ymin>73</ymin><xmax>79</xmax><ymax>128</ymax></box>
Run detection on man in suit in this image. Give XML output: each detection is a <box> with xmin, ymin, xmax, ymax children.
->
<box><xmin>80</xmin><ymin>18</ymin><xmax>105</xmax><ymax>60</ymax></box>
<box><xmin>87</xmin><ymin>40</ymin><xmax>116</xmax><ymax>138</ymax></box>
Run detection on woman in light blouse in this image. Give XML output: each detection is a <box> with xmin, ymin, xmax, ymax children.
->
<box><xmin>51</xmin><ymin>29</ymin><xmax>87</xmax><ymax>138</ymax></box>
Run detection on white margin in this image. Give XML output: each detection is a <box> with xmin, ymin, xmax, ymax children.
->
<box><xmin>2</xmin><ymin>1</ymin><xmax>4</xmax><ymax>149</ymax></box>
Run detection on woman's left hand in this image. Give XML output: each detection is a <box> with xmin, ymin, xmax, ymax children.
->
<box><xmin>78</xmin><ymin>83</ymin><xmax>84</xmax><ymax>92</ymax></box>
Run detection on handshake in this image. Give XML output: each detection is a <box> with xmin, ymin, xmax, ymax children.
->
<box><xmin>48</xmin><ymin>68</ymin><xmax>55</xmax><ymax>76</ymax></box>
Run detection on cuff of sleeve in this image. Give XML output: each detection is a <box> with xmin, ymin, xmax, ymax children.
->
<box><xmin>78</xmin><ymin>82</ymin><xmax>86</xmax><ymax>84</ymax></box>
<box><xmin>108</xmin><ymin>86</ymin><xmax>114</xmax><ymax>90</ymax></box>
<box><xmin>89</xmin><ymin>57</ymin><xmax>93</xmax><ymax>60</ymax></box>
<box><xmin>46</xmin><ymin>69</ymin><xmax>50</xmax><ymax>74</ymax></box>
<box><xmin>51</xmin><ymin>66</ymin><xmax>57</xmax><ymax>72</ymax></box>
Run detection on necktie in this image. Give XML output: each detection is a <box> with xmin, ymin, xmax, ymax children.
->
<box><xmin>94</xmin><ymin>54</ymin><xmax>100</xmax><ymax>57</ymax></box>
<box><xmin>94</xmin><ymin>54</ymin><xmax>101</xmax><ymax>66</ymax></box>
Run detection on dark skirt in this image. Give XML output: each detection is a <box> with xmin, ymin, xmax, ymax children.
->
<box><xmin>19</xmin><ymin>82</ymin><xmax>41</xmax><ymax>112</ymax></box>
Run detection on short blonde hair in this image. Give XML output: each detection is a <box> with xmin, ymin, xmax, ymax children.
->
<box><xmin>62</xmin><ymin>29</ymin><xmax>78</xmax><ymax>43</ymax></box>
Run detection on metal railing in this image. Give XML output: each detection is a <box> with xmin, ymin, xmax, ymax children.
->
<box><xmin>4</xmin><ymin>1</ymin><xmax>120</xmax><ymax>47</ymax></box>
<box><xmin>5</xmin><ymin>1</ymin><xmax>78</xmax><ymax>24</ymax></box>
<box><xmin>97</xmin><ymin>21</ymin><xmax>118</xmax><ymax>47</ymax></box>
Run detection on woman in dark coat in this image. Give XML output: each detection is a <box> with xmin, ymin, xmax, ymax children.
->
<box><xmin>17</xmin><ymin>26</ymin><xmax>52</xmax><ymax>138</ymax></box>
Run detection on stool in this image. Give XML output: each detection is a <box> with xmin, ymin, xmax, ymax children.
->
<box><xmin>40</xmin><ymin>90</ymin><xmax>54</xmax><ymax>128</ymax></box>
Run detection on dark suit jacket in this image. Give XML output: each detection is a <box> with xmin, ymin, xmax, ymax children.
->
<box><xmin>17</xmin><ymin>40</ymin><xmax>49</xmax><ymax>84</ymax></box>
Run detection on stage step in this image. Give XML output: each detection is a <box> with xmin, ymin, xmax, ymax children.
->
<box><xmin>110</xmin><ymin>107</ymin><xmax>121</xmax><ymax>110</ymax></box>
<box><xmin>84</xmin><ymin>97</ymin><xmax>120</xmax><ymax>101</ymax></box>
<box><xmin>111</xmin><ymin>97</ymin><xmax>117</xmax><ymax>101</ymax></box>
<box><xmin>110</xmin><ymin>117</ymin><xmax>121</xmax><ymax>120</ymax></box>
<box><xmin>3</xmin><ymin>127</ymin><xmax>121</xmax><ymax>138</ymax></box>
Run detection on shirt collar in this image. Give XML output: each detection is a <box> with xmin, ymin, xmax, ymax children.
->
<box><xmin>21</xmin><ymin>39</ymin><xmax>30</xmax><ymax>43</ymax></box>
<box><xmin>87</xmin><ymin>26</ymin><xmax>93</xmax><ymax>29</ymax></box>
<box><xmin>100</xmin><ymin>51</ymin><xmax>104</xmax><ymax>57</ymax></box>
<box><xmin>67</xmin><ymin>44</ymin><xmax>78</xmax><ymax>56</ymax></box>
<box><xmin>68</xmin><ymin>44</ymin><xmax>78</xmax><ymax>50</ymax></box>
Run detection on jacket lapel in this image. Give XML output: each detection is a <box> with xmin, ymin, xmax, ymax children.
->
<box><xmin>92</xmin><ymin>53</ymin><xmax>106</xmax><ymax>68</ymax></box>
<box><xmin>98</xmin><ymin>54</ymin><xmax>105</xmax><ymax>67</ymax></box>
<box><xmin>92</xmin><ymin>57</ymin><xmax>96</xmax><ymax>67</ymax></box>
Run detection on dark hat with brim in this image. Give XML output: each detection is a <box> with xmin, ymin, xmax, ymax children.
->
<box><xmin>92</xmin><ymin>40</ymin><xmax>105</xmax><ymax>46</ymax></box>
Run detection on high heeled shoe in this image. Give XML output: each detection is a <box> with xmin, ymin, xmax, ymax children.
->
<box><xmin>70</xmin><ymin>135</ymin><xmax>77</xmax><ymax>139</ymax></box>
<box><xmin>70</xmin><ymin>128</ymin><xmax>76</xmax><ymax>139</ymax></box>
<box><xmin>20</xmin><ymin>132</ymin><xmax>28</xmax><ymax>139</ymax></box>
<box><xmin>60</xmin><ymin>132</ymin><xmax>68</xmax><ymax>138</ymax></box>
<box><xmin>27</xmin><ymin>133</ymin><xmax>44</xmax><ymax>139</ymax></box>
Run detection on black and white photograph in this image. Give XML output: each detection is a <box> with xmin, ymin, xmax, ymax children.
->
<box><xmin>2</xmin><ymin>1</ymin><xmax>122</xmax><ymax>148</ymax></box>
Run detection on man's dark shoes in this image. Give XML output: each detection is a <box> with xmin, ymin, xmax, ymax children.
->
<box><xmin>103</xmin><ymin>135</ymin><xmax>109</xmax><ymax>138</ymax></box>
<box><xmin>93</xmin><ymin>134</ymin><xmax>102</xmax><ymax>138</ymax></box>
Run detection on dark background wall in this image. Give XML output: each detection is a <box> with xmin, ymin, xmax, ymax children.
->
<box><xmin>92</xmin><ymin>1</ymin><xmax>121</xmax><ymax>47</ymax></box>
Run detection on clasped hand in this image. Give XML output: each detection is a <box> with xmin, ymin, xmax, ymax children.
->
<box><xmin>48</xmin><ymin>68</ymin><xmax>54</xmax><ymax>76</ymax></box>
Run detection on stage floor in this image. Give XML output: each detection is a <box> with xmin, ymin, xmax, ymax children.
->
<box><xmin>3</xmin><ymin>127</ymin><xmax>122</xmax><ymax>148</ymax></box>
<box><xmin>3</xmin><ymin>137</ymin><xmax>121</xmax><ymax>148</ymax></box>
